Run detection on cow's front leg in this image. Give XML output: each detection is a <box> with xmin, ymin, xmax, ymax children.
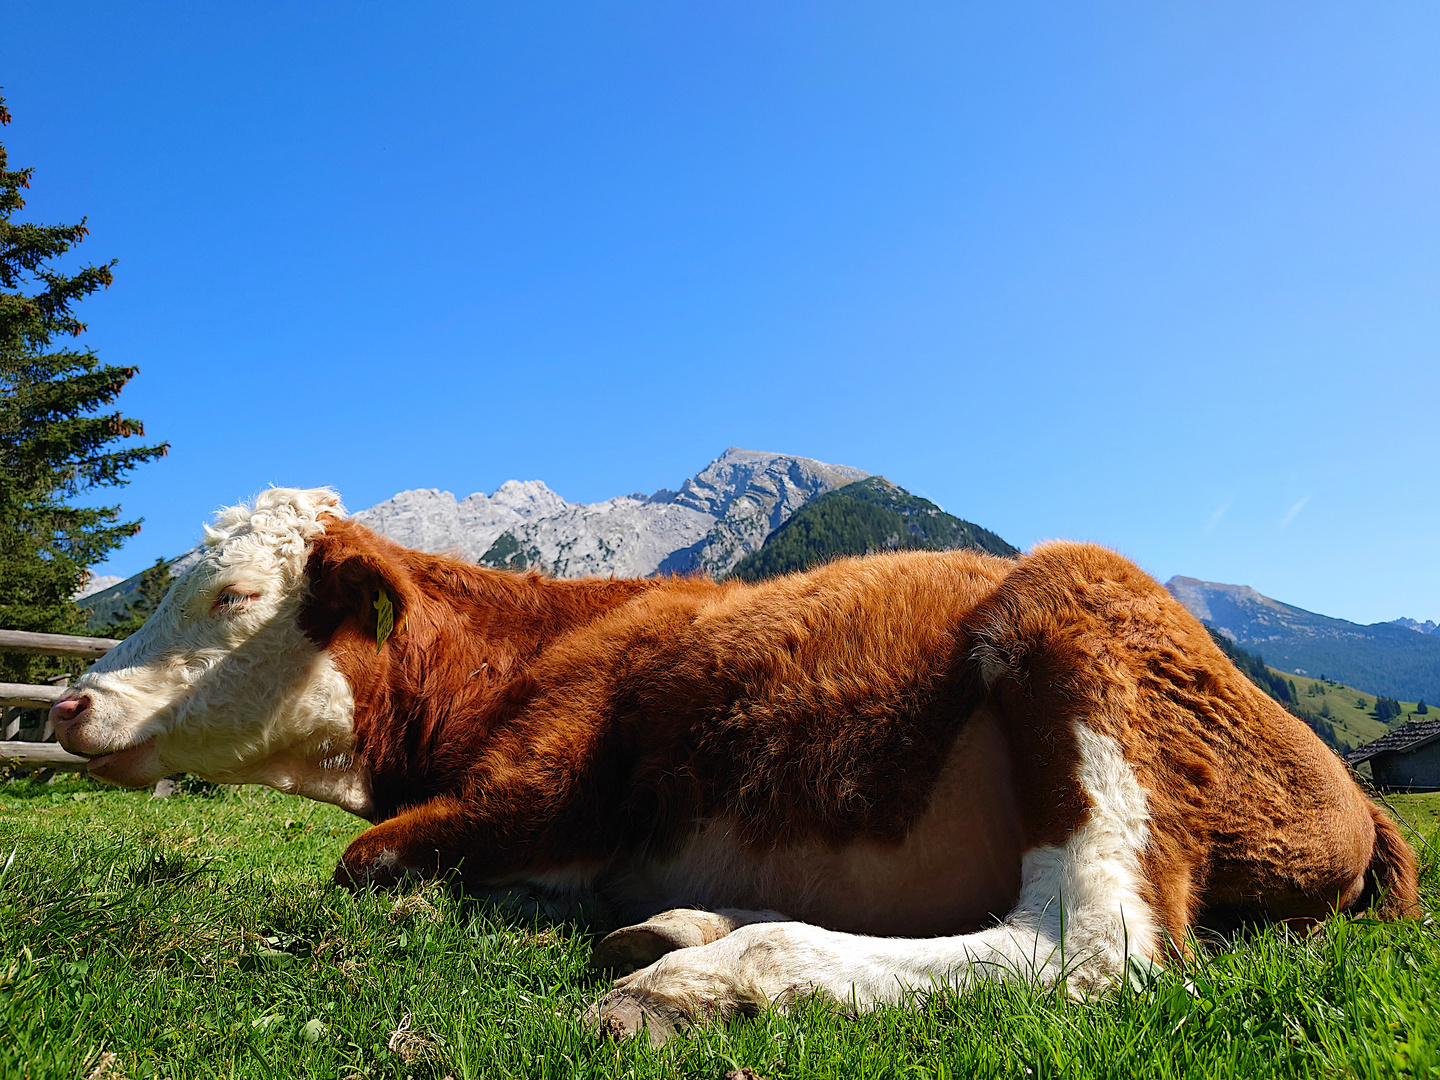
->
<box><xmin>333</xmin><ymin>796</ymin><xmax>468</xmax><ymax>889</ymax></box>
<box><xmin>586</xmin><ymin>752</ymin><xmax>1170</xmax><ymax>1046</ymax></box>
<box><xmin>586</xmin><ymin>915</ymin><xmax>1072</xmax><ymax>1046</ymax></box>
<box><xmin>584</xmin><ymin>921</ymin><xmax>831</xmax><ymax>1045</ymax></box>
<box><xmin>591</xmin><ymin>908</ymin><xmax>789</xmax><ymax>975</ymax></box>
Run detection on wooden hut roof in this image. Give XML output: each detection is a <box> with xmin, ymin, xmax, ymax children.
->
<box><xmin>1344</xmin><ymin>717</ymin><xmax>1440</xmax><ymax>766</ymax></box>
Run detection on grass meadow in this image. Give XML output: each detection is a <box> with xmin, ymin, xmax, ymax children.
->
<box><xmin>0</xmin><ymin>776</ymin><xmax>1436</xmax><ymax>1080</ymax></box>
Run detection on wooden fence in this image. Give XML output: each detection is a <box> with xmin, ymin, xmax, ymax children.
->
<box><xmin>0</xmin><ymin>628</ymin><xmax>119</xmax><ymax>772</ymax></box>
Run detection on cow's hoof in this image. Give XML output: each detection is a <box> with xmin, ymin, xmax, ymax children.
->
<box><xmin>591</xmin><ymin>924</ymin><xmax>682</xmax><ymax>974</ymax></box>
<box><xmin>583</xmin><ymin>988</ymin><xmax>681</xmax><ymax>1047</ymax></box>
<box><xmin>332</xmin><ymin>848</ymin><xmax>409</xmax><ymax>891</ymax></box>
<box><xmin>591</xmin><ymin>909</ymin><xmax>785</xmax><ymax>975</ymax></box>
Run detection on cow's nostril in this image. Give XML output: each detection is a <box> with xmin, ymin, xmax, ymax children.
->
<box><xmin>48</xmin><ymin>695</ymin><xmax>92</xmax><ymax>729</ymax></box>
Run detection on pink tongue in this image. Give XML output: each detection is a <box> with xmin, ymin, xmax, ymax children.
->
<box><xmin>87</xmin><ymin>738</ymin><xmax>161</xmax><ymax>787</ymax></box>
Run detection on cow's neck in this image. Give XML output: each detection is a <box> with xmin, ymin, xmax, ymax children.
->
<box><xmin>334</xmin><ymin>561</ymin><xmax>653</xmax><ymax>820</ymax></box>
<box><xmin>245</xmin><ymin>751</ymin><xmax>377</xmax><ymax>820</ymax></box>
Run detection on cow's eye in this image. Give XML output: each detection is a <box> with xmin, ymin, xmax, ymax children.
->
<box><xmin>212</xmin><ymin>589</ymin><xmax>258</xmax><ymax>613</ymax></box>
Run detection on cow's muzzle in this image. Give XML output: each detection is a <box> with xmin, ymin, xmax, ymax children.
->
<box><xmin>50</xmin><ymin>694</ymin><xmax>165</xmax><ymax>786</ymax></box>
<box><xmin>49</xmin><ymin>694</ymin><xmax>92</xmax><ymax>744</ymax></box>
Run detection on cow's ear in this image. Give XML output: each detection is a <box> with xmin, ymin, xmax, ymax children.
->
<box><xmin>299</xmin><ymin>521</ymin><xmax>419</xmax><ymax>650</ymax></box>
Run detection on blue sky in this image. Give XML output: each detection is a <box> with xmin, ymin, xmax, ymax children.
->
<box><xmin>4</xmin><ymin>1</ymin><xmax>1436</xmax><ymax>624</ymax></box>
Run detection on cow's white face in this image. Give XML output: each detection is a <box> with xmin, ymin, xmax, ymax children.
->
<box><xmin>52</xmin><ymin>488</ymin><xmax>370</xmax><ymax>815</ymax></box>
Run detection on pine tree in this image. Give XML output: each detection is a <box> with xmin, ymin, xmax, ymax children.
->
<box><xmin>1374</xmin><ymin>696</ymin><xmax>1403</xmax><ymax>723</ymax></box>
<box><xmin>0</xmin><ymin>92</ymin><xmax>167</xmax><ymax>682</ymax></box>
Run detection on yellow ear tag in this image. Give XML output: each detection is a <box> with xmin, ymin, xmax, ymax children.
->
<box><xmin>374</xmin><ymin>588</ymin><xmax>395</xmax><ymax>653</ymax></box>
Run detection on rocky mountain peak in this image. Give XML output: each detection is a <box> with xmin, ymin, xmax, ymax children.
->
<box><xmin>352</xmin><ymin>448</ymin><xmax>868</xmax><ymax>580</ymax></box>
<box><xmin>484</xmin><ymin>479</ymin><xmax>567</xmax><ymax>516</ymax></box>
<box><xmin>667</xmin><ymin>447</ymin><xmax>868</xmax><ymax>518</ymax></box>
<box><xmin>1165</xmin><ymin>576</ymin><xmax>1281</xmax><ymax>626</ymax></box>
<box><xmin>1391</xmin><ymin>617</ymin><xmax>1440</xmax><ymax>635</ymax></box>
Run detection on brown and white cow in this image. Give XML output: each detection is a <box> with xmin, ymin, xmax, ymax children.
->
<box><xmin>51</xmin><ymin>488</ymin><xmax>1417</xmax><ymax>1044</ymax></box>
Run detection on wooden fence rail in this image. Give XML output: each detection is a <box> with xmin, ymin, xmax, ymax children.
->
<box><xmin>0</xmin><ymin>681</ymin><xmax>67</xmax><ymax>709</ymax></box>
<box><xmin>0</xmin><ymin>628</ymin><xmax>120</xmax><ymax>660</ymax></box>
<box><xmin>0</xmin><ymin>628</ymin><xmax>118</xmax><ymax>771</ymax></box>
<box><xmin>0</xmin><ymin>742</ymin><xmax>88</xmax><ymax>771</ymax></box>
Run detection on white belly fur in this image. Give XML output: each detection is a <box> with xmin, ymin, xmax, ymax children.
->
<box><xmin>609</xmin><ymin>707</ymin><xmax>1025</xmax><ymax>935</ymax></box>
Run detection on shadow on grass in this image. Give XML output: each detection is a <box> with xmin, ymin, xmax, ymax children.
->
<box><xmin>0</xmin><ymin>772</ymin><xmax>124</xmax><ymax>799</ymax></box>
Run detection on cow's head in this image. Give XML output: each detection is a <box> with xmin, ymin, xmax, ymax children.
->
<box><xmin>50</xmin><ymin>487</ymin><xmax>375</xmax><ymax>817</ymax></box>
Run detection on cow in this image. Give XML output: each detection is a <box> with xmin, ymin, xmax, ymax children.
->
<box><xmin>50</xmin><ymin>488</ymin><xmax>1417</xmax><ymax>1045</ymax></box>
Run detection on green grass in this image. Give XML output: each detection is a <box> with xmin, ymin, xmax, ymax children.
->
<box><xmin>1</xmin><ymin>777</ymin><xmax>1438</xmax><ymax>1080</ymax></box>
<box><xmin>1387</xmin><ymin>791</ymin><xmax>1440</xmax><ymax>834</ymax></box>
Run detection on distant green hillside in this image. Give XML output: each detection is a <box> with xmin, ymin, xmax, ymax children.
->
<box><xmin>725</xmin><ymin>477</ymin><xmax>1017</xmax><ymax>582</ymax></box>
<box><xmin>1281</xmin><ymin>669</ymin><xmax>1427</xmax><ymax>753</ymax></box>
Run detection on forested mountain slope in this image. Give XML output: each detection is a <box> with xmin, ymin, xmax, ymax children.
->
<box><xmin>726</xmin><ymin>476</ymin><xmax>1017</xmax><ymax>582</ymax></box>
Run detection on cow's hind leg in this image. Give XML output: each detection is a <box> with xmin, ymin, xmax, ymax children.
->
<box><xmin>591</xmin><ymin>908</ymin><xmax>790</xmax><ymax>975</ymax></box>
<box><xmin>585</xmin><ymin>722</ymin><xmax>1163</xmax><ymax>1044</ymax></box>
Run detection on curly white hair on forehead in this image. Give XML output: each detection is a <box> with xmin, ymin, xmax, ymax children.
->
<box><xmin>202</xmin><ymin>487</ymin><xmax>346</xmax><ymax>558</ymax></box>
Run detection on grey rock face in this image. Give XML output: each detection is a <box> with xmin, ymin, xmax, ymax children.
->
<box><xmin>1391</xmin><ymin>617</ymin><xmax>1440</xmax><ymax>635</ymax></box>
<box><xmin>353</xmin><ymin>480</ymin><xmax>567</xmax><ymax>563</ymax></box>
<box><xmin>680</xmin><ymin>448</ymin><xmax>869</xmax><ymax>576</ymax></box>
<box><xmin>76</xmin><ymin>573</ymin><xmax>124</xmax><ymax>600</ymax></box>
<box><xmin>354</xmin><ymin>448</ymin><xmax>868</xmax><ymax>579</ymax></box>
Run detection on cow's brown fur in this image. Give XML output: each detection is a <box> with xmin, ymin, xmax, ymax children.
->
<box><xmin>301</xmin><ymin>517</ymin><xmax>1417</xmax><ymax>937</ymax></box>
<box><xmin>966</xmin><ymin>543</ymin><xmax>1416</xmax><ymax>942</ymax></box>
